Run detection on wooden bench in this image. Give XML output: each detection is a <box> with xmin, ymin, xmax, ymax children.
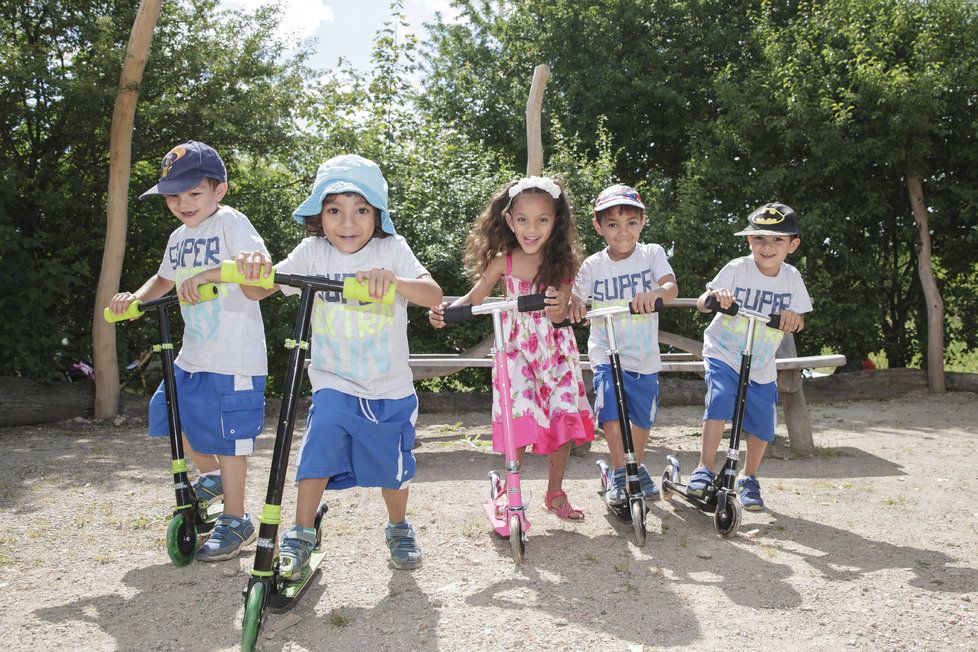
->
<box><xmin>409</xmin><ymin>297</ymin><xmax>845</xmax><ymax>454</ymax></box>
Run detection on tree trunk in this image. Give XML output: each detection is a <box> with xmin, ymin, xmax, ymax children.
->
<box><xmin>905</xmin><ymin>174</ymin><xmax>946</xmax><ymax>393</ymax></box>
<box><xmin>93</xmin><ymin>0</ymin><xmax>163</xmax><ymax>419</ymax></box>
<box><xmin>525</xmin><ymin>64</ymin><xmax>550</xmax><ymax>176</ymax></box>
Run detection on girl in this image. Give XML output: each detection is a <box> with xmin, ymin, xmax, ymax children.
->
<box><xmin>429</xmin><ymin>176</ymin><xmax>595</xmax><ymax>520</ymax></box>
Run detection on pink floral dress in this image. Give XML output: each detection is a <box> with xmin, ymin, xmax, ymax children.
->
<box><xmin>491</xmin><ymin>254</ymin><xmax>595</xmax><ymax>455</ymax></box>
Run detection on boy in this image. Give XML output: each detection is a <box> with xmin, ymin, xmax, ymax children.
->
<box><xmin>201</xmin><ymin>154</ymin><xmax>443</xmax><ymax>573</ymax></box>
<box><xmin>570</xmin><ymin>184</ymin><xmax>679</xmax><ymax>505</ymax></box>
<box><xmin>686</xmin><ymin>202</ymin><xmax>813</xmax><ymax>510</ymax></box>
<box><xmin>108</xmin><ymin>140</ymin><xmax>268</xmax><ymax>561</ymax></box>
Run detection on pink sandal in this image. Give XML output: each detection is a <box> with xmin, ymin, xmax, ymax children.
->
<box><xmin>545</xmin><ymin>490</ymin><xmax>585</xmax><ymax>521</ymax></box>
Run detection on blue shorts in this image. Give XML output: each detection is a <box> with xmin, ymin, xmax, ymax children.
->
<box><xmin>592</xmin><ymin>364</ymin><xmax>660</xmax><ymax>429</ymax></box>
<box><xmin>703</xmin><ymin>357</ymin><xmax>777</xmax><ymax>442</ymax></box>
<box><xmin>149</xmin><ymin>368</ymin><xmax>266</xmax><ymax>456</ymax></box>
<box><xmin>296</xmin><ymin>388</ymin><xmax>418</xmax><ymax>490</ymax></box>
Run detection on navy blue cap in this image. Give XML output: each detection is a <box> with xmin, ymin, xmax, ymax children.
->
<box><xmin>139</xmin><ymin>141</ymin><xmax>227</xmax><ymax>200</ymax></box>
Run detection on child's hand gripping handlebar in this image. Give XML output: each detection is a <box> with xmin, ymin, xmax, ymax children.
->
<box><xmin>442</xmin><ymin>293</ymin><xmax>549</xmax><ymax>323</ymax></box>
<box><xmin>219</xmin><ymin>260</ymin><xmax>396</xmax><ymax>304</ymax></box>
<box><xmin>103</xmin><ymin>284</ymin><xmax>221</xmax><ymax>323</ymax></box>
<box><xmin>704</xmin><ymin>295</ymin><xmax>781</xmax><ymax>329</ymax></box>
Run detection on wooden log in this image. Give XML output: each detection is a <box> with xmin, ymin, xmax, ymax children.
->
<box><xmin>776</xmin><ymin>334</ymin><xmax>815</xmax><ymax>454</ymax></box>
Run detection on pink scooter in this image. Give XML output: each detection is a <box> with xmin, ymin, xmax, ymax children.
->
<box><xmin>443</xmin><ymin>293</ymin><xmax>548</xmax><ymax>563</ymax></box>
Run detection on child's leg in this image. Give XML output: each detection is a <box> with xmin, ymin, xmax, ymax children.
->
<box><xmin>381</xmin><ymin>487</ymin><xmax>409</xmax><ymax>523</ymax></box>
<box><xmin>603</xmin><ymin>420</ymin><xmax>626</xmax><ymax>468</ymax></box>
<box><xmin>546</xmin><ymin>442</ymin><xmax>572</xmax><ymax>494</ymax></box>
<box><xmin>698</xmin><ymin>419</ymin><xmax>726</xmax><ymax>470</ymax></box>
<box><xmin>216</xmin><ymin>454</ymin><xmax>246</xmax><ymax>518</ymax></box>
<box><xmin>294</xmin><ymin>477</ymin><xmax>329</xmax><ymax>529</ymax></box>
<box><xmin>182</xmin><ymin>433</ymin><xmax>219</xmax><ymax>473</ymax></box>
<box><xmin>742</xmin><ymin>433</ymin><xmax>768</xmax><ymax>477</ymax></box>
<box><xmin>632</xmin><ymin>425</ymin><xmax>651</xmax><ymax>463</ymax></box>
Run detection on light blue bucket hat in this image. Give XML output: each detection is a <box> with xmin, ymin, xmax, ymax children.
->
<box><xmin>292</xmin><ymin>154</ymin><xmax>395</xmax><ymax>235</ymax></box>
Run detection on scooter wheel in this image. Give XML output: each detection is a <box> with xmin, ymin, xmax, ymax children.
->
<box><xmin>166</xmin><ymin>512</ymin><xmax>197</xmax><ymax>567</ymax></box>
<box><xmin>630</xmin><ymin>500</ymin><xmax>647</xmax><ymax>547</ymax></box>
<box><xmin>660</xmin><ymin>469</ymin><xmax>674</xmax><ymax>502</ymax></box>
<box><xmin>508</xmin><ymin>514</ymin><xmax>525</xmax><ymax>564</ymax></box>
<box><xmin>314</xmin><ymin>503</ymin><xmax>329</xmax><ymax>549</ymax></box>
<box><xmin>714</xmin><ymin>498</ymin><xmax>742</xmax><ymax>538</ymax></box>
<box><xmin>241</xmin><ymin>581</ymin><xmax>266</xmax><ymax>652</ymax></box>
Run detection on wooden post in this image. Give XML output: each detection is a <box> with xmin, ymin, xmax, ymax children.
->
<box><xmin>525</xmin><ymin>64</ymin><xmax>550</xmax><ymax>176</ymax></box>
<box><xmin>92</xmin><ymin>0</ymin><xmax>163</xmax><ymax>419</ymax></box>
<box><xmin>906</xmin><ymin>174</ymin><xmax>946</xmax><ymax>392</ymax></box>
<box><xmin>776</xmin><ymin>333</ymin><xmax>815</xmax><ymax>454</ymax></box>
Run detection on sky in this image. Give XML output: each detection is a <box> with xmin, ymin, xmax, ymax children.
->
<box><xmin>219</xmin><ymin>0</ymin><xmax>461</xmax><ymax>73</ymax></box>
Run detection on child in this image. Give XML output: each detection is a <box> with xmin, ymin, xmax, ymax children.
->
<box><xmin>428</xmin><ymin>176</ymin><xmax>595</xmax><ymax>520</ymax></box>
<box><xmin>685</xmin><ymin>203</ymin><xmax>812</xmax><ymax>510</ymax></box>
<box><xmin>570</xmin><ymin>184</ymin><xmax>679</xmax><ymax>506</ymax></box>
<box><xmin>108</xmin><ymin>140</ymin><xmax>268</xmax><ymax>561</ymax></box>
<box><xmin>194</xmin><ymin>154</ymin><xmax>442</xmax><ymax>574</ymax></box>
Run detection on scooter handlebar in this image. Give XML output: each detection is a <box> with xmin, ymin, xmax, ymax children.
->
<box><xmin>442</xmin><ymin>292</ymin><xmax>549</xmax><ymax>324</ymax></box>
<box><xmin>219</xmin><ymin>260</ymin><xmax>395</xmax><ymax>304</ymax></box>
<box><xmin>517</xmin><ymin>293</ymin><xmax>548</xmax><ymax>313</ymax></box>
<box><xmin>103</xmin><ymin>283</ymin><xmax>220</xmax><ymax>323</ymax></box>
<box><xmin>703</xmin><ymin>295</ymin><xmax>781</xmax><ymax>328</ymax></box>
<box><xmin>443</xmin><ymin>304</ymin><xmax>474</xmax><ymax>323</ymax></box>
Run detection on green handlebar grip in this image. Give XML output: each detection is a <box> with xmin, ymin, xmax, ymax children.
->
<box><xmin>343</xmin><ymin>277</ymin><xmax>396</xmax><ymax>305</ymax></box>
<box><xmin>179</xmin><ymin>283</ymin><xmax>220</xmax><ymax>304</ymax></box>
<box><xmin>219</xmin><ymin>259</ymin><xmax>276</xmax><ymax>289</ymax></box>
<box><xmin>103</xmin><ymin>301</ymin><xmax>144</xmax><ymax>323</ymax></box>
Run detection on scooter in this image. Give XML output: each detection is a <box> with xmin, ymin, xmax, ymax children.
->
<box><xmin>216</xmin><ymin>261</ymin><xmax>394</xmax><ymax>651</ymax></box>
<box><xmin>590</xmin><ymin>298</ymin><xmax>664</xmax><ymax>547</ymax></box>
<box><xmin>442</xmin><ymin>293</ymin><xmax>549</xmax><ymax>564</ymax></box>
<box><xmin>659</xmin><ymin>295</ymin><xmax>780</xmax><ymax>538</ymax></box>
<box><xmin>103</xmin><ymin>284</ymin><xmax>223</xmax><ymax>566</ymax></box>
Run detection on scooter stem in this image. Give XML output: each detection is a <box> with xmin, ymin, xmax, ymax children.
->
<box><xmin>492</xmin><ymin>310</ymin><xmax>523</xmax><ymax>512</ymax></box>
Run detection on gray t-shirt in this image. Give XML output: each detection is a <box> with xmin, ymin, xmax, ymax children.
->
<box><xmin>572</xmin><ymin>243</ymin><xmax>675</xmax><ymax>373</ymax></box>
<box><xmin>703</xmin><ymin>255</ymin><xmax>813</xmax><ymax>384</ymax></box>
<box><xmin>157</xmin><ymin>205</ymin><xmax>268</xmax><ymax>376</ymax></box>
<box><xmin>276</xmin><ymin>235</ymin><xmax>428</xmax><ymax>399</ymax></box>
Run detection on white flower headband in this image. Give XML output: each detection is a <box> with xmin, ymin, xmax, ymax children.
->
<box><xmin>508</xmin><ymin>176</ymin><xmax>561</xmax><ymax>200</ymax></box>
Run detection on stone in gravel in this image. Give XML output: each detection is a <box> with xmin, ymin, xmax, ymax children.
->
<box><xmin>271</xmin><ymin>613</ymin><xmax>302</xmax><ymax>633</ymax></box>
<box><xmin>697</xmin><ymin>550</ymin><xmax>712</xmax><ymax>559</ymax></box>
<box><xmin>555</xmin><ymin>618</ymin><xmax>568</xmax><ymax>627</ymax></box>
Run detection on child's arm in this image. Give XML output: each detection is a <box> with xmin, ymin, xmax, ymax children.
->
<box><xmin>355</xmin><ymin>268</ymin><xmax>443</xmax><ymax>308</ymax></box>
<box><xmin>697</xmin><ymin>287</ymin><xmax>734</xmax><ymax>313</ymax></box>
<box><xmin>178</xmin><ymin>251</ymin><xmax>278</xmax><ymax>302</ymax></box>
<box><xmin>632</xmin><ymin>274</ymin><xmax>679</xmax><ymax>314</ymax></box>
<box><xmin>429</xmin><ymin>256</ymin><xmax>504</xmax><ymax>329</ymax></box>
<box><xmin>108</xmin><ymin>274</ymin><xmax>174</xmax><ymax>316</ymax></box>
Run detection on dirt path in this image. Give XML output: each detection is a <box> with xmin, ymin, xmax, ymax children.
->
<box><xmin>1</xmin><ymin>390</ymin><xmax>976</xmax><ymax>650</ymax></box>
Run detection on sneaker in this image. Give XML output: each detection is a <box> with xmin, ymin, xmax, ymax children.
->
<box><xmin>195</xmin><ymin>513</ymin><xmax>256</xmax><ymax>562</ymax></box>
<box><xmin>604</xmin><ymin>467</ymin><xmax>626</xmax><ymax>506</ymax></box>
<box><xmin>385</xmin><ymin>521</ymin><xmax>422</xmax><ymax>570</ymax></box>
<box><xmin>637</xmin><ymin>464</ymin><xmax>660</xmax><ymax>501</ymax></box>
<box><xmin>191</xmin><ymin>473</ymin><xmax>223</xmax><ymax>507</ymax></box>
<box><xmin>278</xmin><ymin>525</ymin><xmax>317</xmax><ymax>581</ymax></box>
<box><xmin>737</xmin><ymin>475</ymin><xmax>765</xmax><ymax>511</ymax></box>
<box><xmin>686</xmin><ymin>466</ymin><xmax>716</xmax><ymax>497</ymax></box>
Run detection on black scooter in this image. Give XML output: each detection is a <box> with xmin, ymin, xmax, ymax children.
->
<box><xmin>659</xmin><ymin>295</ymin><xmax>780</xmax><ymax>538</ymax></box>
<box><xmin>103</xmin><ymin>284</ymin><xmax>223</xmax><ymax>566</ymax></box>
<box><xmin>216</xmin><ymin>261</ymin><xmax>393</xmax><ymax>651</ymax></box>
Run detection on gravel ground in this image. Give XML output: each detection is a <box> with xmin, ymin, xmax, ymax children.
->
<box><xmin>1</xmin><ymin>389</ymin><xmax>976</xmax><ymax>651</ymax></box>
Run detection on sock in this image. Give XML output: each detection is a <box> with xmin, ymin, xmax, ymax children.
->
<box><xmin>200</xmin><ymin>470</ymin><xmax>221</xmax><ymax>478</ymax></box>
<box><xmin>302</xmin><ymin>527</ymin><xmax>316</xmax><ymax>537</ymax></box>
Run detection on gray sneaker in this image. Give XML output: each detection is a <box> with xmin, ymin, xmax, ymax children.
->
<box><xmin>605</xmin><ymin>467</ymin><xmax>627</xmax><ymax>506</ymax></box>
<box><xmin>196</xmin><ymin>513</ymin><xmax>256</xmax><ymax>562</ymax></box>
<box><xmin>278</xmin><ymin>525</ymin><xmax>316</xmax><ymax>581</ymax></box>
<box><xmin>637</xmin><ymin>464</ymin><xmax>661</xmax><ymax>501</ymax></box>
<box><xmin>191</xmin><ymin>473</ymin><xmax>223</xmax><ymax>507</ymax></box>
<box><xmin>385</xmin><ymin>521</ymin><xmax>422</xmax><ymax>570</ymax></box>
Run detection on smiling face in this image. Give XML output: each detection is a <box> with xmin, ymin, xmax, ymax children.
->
<box><xmin>319</xmin><ymin>192</ymin><xmax>380</xmax><ymax>253</ymax></box>
<box><xmin>164</xmin><ymin>179</ymin><xmax>227</xmax><ymax>228</ymax></box>
<box><xmin>504</xmin><ymin>191</ymin><xmax>556</xmax><ymax>257</ymax></box>
<box><xmin>747</xmin><ymin>233</ymin><xmax>800</xmax><ymax>276</ymax></box>
<box><xmin>594</xmin><ymin>205</ymin><xmax>645</xmax><ymax>261</ymax></box>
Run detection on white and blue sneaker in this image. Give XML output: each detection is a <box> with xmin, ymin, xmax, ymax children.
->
<box><xmin>736</xmin><ymin>475</ymin><xmax>765</xmax><ymax>511</ymax></box>
<box><xmin>278</xmin><ymin>525</ymin><xmax>317</xmax><ymax>581</ymax></box>
<box><xmin>385</xmin><ymin>521</ymin><xmax>422</xmax><ymax>570</ymax></box>
<box><xmin>637</xmin><ymin>464</ymin><xmax>661</xmax><ymax>501</ymax></box>
<box><xmin>191</xmin><ymin>473</ymin><xmax>223</xmax><ymax>508</ymax></box>
<box><xmin>605</xmin><ymin>467</ymin><xmax>628</xmax><ymax>506</ymax></box>
<box><xmin>196</xmin><ymin>513</ymin><xmax>256</xmax><ymax>562</ymax></box>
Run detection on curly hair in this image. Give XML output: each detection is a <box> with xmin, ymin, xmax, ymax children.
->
<box><xmin>303</xmin><ymin>192</ymin><xmax>389</xmax><ymax>239</ymax></box>
<box><xmin>464</xmin><ymin>178</ymin><xmax>583</xmax><ymax>289</ymax></box>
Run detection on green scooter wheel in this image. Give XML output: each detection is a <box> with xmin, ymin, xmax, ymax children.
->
<box><xmin>166</xmin><ymin>512</ymin><xmax>197</xmax><ymax>566</ymax></box>
<box><xmin>241</xmin><ymin>581</ymin><xmax>266</xmax><ymax>651</ymax></box>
